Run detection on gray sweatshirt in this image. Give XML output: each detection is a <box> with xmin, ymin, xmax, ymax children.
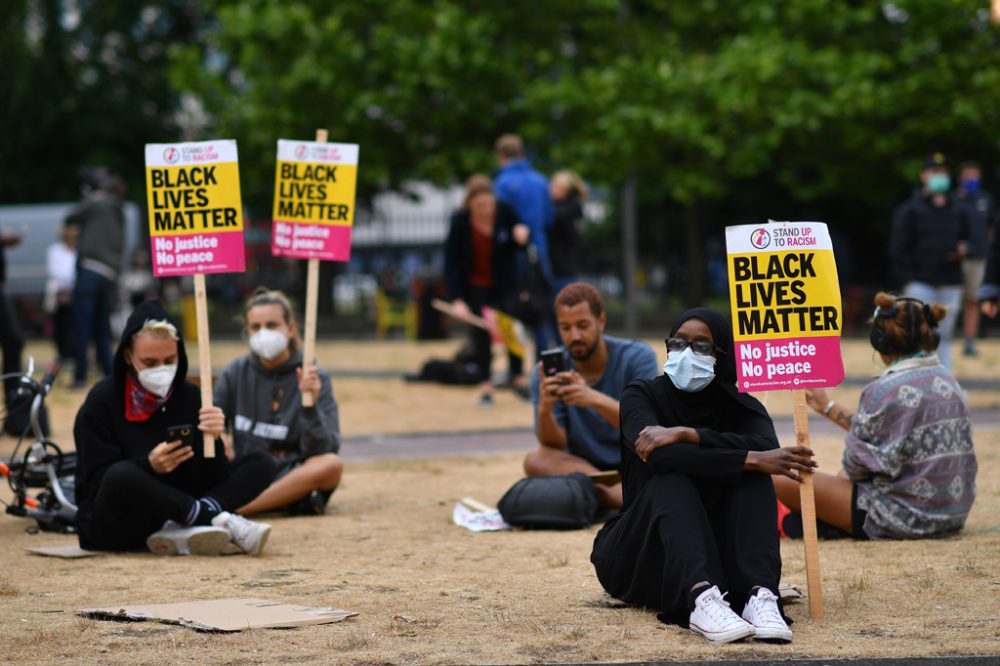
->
<box><xmin>214</xmin><ymin>350</ymin><xmax>340</xmax><ymax>459</ymax></box>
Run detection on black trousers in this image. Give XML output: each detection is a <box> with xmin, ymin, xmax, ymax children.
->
<box><xmin>465</xmin><ymin>285</ymin><xmax>523</xmax><ymax>383</ymax></box>
<box><xmin>0</xmin><ymin>287</ymin><xmax>24</xmax><ymax>399</ymax></box>
<box><xmin>591</xmin><ymin>471</ymin><xmax>781</xmax><ymax>626</ymax></box>
<box><xmin>78</xmin><ymin>451</ymin><xmax>277</xmax><ymax>551</ymax></box>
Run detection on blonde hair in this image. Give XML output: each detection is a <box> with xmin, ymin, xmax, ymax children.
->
<box><xmin>551</xmin><ymin>170</ymin><xmax>589</xmax><ymax>200</ymax></box>
<box><xmin>135</xmin><ymin>318</ymin><xmax>179</xmax><ymax>342</ymax></box>
<box><xmin>243</xmin><ymin>287</ymin><xmax>301</xmax><ymax>352</ymax></box>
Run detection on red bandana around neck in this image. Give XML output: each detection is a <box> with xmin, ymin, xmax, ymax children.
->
<box><xmin>125</xmin><ymin>372</ymin><xmax>171</xmax><ymax>422</ymax></box>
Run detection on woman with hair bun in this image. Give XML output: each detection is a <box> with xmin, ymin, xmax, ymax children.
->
<box><xmin>775</xmin><ymin>292</ymin><xmax>977</xmax><ymax>540</ymax></box>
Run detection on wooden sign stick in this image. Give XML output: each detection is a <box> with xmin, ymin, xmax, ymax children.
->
<box><xmin>300</xmin><ymin>128</ymin><xmax>328</xmax><ymax>408</ymax></box>
<box><xmin>193</xmin><ymin>273</ymin><xmax>215</xmax><ymax>458</ymax></box>
<box><xmin>792</xmin><ymin>388</ymin><xmax>823</xmax><ymax>619</ymax></box>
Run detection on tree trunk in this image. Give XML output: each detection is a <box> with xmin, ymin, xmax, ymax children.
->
<box><xmin>684</xmin><ymin>201</ymin><xmax>704</xmax><ymax>308</ymax></box>
<box><xmin>621</xmin><ymin>175</ymin><xmax>639</xmax><ymax>336</ymax></box>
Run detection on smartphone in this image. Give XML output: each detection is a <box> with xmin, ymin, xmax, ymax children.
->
<box><xmin>540</xmin><ymin>349</ymin><xmax>567</xmax><ymax>378</ymax></box>
<box><xmin>166</xmin><ymin>424</ymin><xmax>195</xmax><ymax>449</ymax></box>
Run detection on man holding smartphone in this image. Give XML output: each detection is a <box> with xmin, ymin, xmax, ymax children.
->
<box><xmin>527</xmin><ymin>283</ymin><xmax>658</xmax><ymax>509</ymax></box>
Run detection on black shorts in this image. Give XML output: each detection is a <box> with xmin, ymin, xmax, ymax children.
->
<box><xmin>781</xmin><ymin>482</ymin><xmax>869</xmax><ymax>541</ymax></box>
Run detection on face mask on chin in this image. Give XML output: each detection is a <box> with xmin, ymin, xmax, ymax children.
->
<box><xmin>136</xmin><ymin>364</ymin><xmax>177</xmax><ymax>397</ymax></box>
<box><xmin>249</xmin><ymin>328</ymin><xmax>289</xmax><ymax>361</ymax></box>
<box><xmin>663</xmin><ymin>348</ymin><xmax>716</xmax><ymax>393</ymax></box>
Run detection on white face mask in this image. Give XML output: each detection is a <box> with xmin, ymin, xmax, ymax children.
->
<box><xmin>137</xmin><ymin>364</ymin><xmax>177</xmax><ymax>398</ymax></box>
<box><xmin>663</xmin><ymin>348</ymin><xmax>716</xmax><ymax>393</ymax></box>
<box><xmin>249</xmin><ymin>328</ymin><xmax>289</xmax><ymax>361</ymax></box>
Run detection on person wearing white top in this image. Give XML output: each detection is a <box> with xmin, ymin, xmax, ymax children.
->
<box><xmin>45</xmin><ymin>225</ymin><xmax>78</xmax><ymax>360</ymax></box>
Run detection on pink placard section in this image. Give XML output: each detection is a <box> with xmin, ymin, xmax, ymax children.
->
<box><xmin>733</xmin><ymin>335</ymin><xmax>845</xmax><ymax>392</ymax></box>
<box><xmin>150</xmin><ymin>231</ymin><xmax>245</xmax><ymax>277</ymax></box>
<box><xmin>271</xmin><ymin>221</ymin><xmax>353</xmax><ymax>261</ymax></box>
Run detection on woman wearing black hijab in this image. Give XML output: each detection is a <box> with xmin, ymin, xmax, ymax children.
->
<box><xmin>590</xmin><ymin>308</ymin><xmax>815</xmax><ymax>644</ymax></box>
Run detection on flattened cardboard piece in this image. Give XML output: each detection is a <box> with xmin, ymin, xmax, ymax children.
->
<box><xmin>78</xmin><ymin>598</ymin><xmax>358</xmax><ymax>632</ymax></box>
<box><xmin>779</xmin><ymin>582</ymin><xmax>805</xmax><ymax>601</ymax></box>
<box><xmin>26</xmin><ymin>544</ymin><xmax>103</xmax><ymax>559</ymax></box>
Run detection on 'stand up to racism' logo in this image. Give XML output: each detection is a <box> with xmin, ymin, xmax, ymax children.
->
<box><xmin>750</xmin><ymin>228</ymin><xmax>771</xmax><ymax>249</ymax></box>
<box><xmin>163</xmin><ymin>147</ymin><xmax>180</xmax><ymax>164</ymax></box>
<box><xmin>295</xmin><ymin>144</ymin><xmax>309</xmax><ymax>159</ymax></box>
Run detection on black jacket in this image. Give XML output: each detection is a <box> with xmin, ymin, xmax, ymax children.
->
<box><xmin>548</xmin><ymin>198</ymin><xmax>583</xmax><ymax>278</ymax></box>
<box><xmin>889</xmin><ymin>190</ymin><xmax>971</xmax><ymax>287</ymax></box>
<box><xmin>443</xmin><ymin>201</ymin><xmax>520</xmax><ymax>302</ymax></box>
<box><xmin>74</xmin><ymin>300</ymin><xmax>224</xmax><ymax>543</ymax></box>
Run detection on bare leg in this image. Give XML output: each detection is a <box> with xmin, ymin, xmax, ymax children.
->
<box><xmin>963</xmin><ymin>298</ymin><xmax>979</xmax><ymax>352</ymax></box>
<box><xmin>238</xmin><ymin>453</ymin><xmax>343</xmax><ymax>516</ymax></box>
<box><xmin>523</xmin><ymin>446</ymin><xmax>622</xmax><ymax>509</ymax></box>
<box><xmin>772</xmin><ymin>471</ymin><xmax>854</xmax><ymax>534</ymax></box>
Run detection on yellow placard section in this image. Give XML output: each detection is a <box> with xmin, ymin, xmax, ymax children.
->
<box><xmin>492</xmin><ymin>310</ymin><xmax>525</xmax><ymax>359</ymax></box>
<box><xmin>728</xmin><ymin>249</ymin><xmax>842</xmax><ymax>341</ymax></box>
<box><xmin>272</xmin><ymin>161</ymin><xmax>358</xmax><ymax>226</ymax></box>
<box><xmin>146</xmin><ymin>162</ymin><xmax>243</xmax><ymax>237</ymax></box>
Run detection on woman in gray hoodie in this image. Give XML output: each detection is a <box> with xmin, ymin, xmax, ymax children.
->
<box><xmin>214</xmin><ymin>288</ymin><xmax>343</xmax><ymax>515</ymax></box>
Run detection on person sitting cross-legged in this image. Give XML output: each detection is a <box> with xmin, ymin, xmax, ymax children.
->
<box><xmin>525</xmin><ymin>282</ymin><xmax>659</xmax><ymax>509</ymax></box>
<box><xmin>74</xmin><ymin>300</ymin><xmax>276</xmax><ymax>556</ymax></box>
<box><xmin>214</xmin><ymin>288</ymin><xmax>343</xmax><ymax>516</ymax></box>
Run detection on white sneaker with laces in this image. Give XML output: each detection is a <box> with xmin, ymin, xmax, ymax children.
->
<box><xmin>742</xmin><ymin>588</ymin><xmax>793</xmax><ymax>642</ymax></box>
<box><xmin>689</xmin><ymin>586</ymin><xmax>755</xmax><ymax>644</ymax></box>
<box><xmin>146</xmin><ymin>521</ymin><xmax>232</xmax><ymax>556</ymax></box>
<box><xmin>212</xmin><ymin>512</ymin><xmax>271</xmax><ymax>556</ymax></box>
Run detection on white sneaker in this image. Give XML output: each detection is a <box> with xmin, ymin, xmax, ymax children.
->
<box><xmin>742</xmin><ymin>588</ymin><xmax>793</xmax><ymax>642</ymax></box>
<box><xmin>146</xmin><ymin>521</ymin><xmax>232</xmax><ymax>556</ymax></box>
<box><xmin>689</xmin><ymin>586</ymin><xmax>755</xmax><ymax>644</ymax></box>
<box><xmin>212</xmin><ymin>512</ymin><xmax>271</xmax><ymax>556</ymax></box>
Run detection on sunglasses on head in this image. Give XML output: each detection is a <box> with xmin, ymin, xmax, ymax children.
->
<box><xmin>664</xmin><ymin>337</ymin><xmax>723</xmax><ymax>356</ymax></box>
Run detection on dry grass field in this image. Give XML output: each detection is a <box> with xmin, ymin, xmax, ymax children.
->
<box><xmin>1</xmin><ymin>336</ymin><xmax>998</xmax><ymax>664</ymax></box>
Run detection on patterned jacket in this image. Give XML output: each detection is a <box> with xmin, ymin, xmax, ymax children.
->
<box><xmin>843</xmin><ymin>354</ymin><xmax>977</xmax><ymax>539</ymax></box>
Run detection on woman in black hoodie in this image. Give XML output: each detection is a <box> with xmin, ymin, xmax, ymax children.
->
<box><xmin>74</xmin><ymin>299</ymin><xmax>276</xmax><ymax>555</ymax></box>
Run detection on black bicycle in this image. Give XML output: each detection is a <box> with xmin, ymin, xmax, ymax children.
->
<box><xmin>1</xmin><ymin>358</ymin><xmax>78</xmax><ymax>533</ymax></box>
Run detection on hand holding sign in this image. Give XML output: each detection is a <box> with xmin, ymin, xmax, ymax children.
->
<box><xmin>145</xmin><ymin>139</ymin><xmax>247</xmax><ymax>457</ymax></box>
<box><xmin>726</xmin><ymin>221</ymin><xmax>843</xmax><ymax>621</ymax></box>
<box><xmin>272</xmin><ymin>132</ymin><xmax>360</xmax><ymax>407</ymax></box>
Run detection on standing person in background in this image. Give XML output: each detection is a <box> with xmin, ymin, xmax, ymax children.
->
<box><xmin>955</xmin><ymin>162</ymin><xmax>996</xmax><ymax>357</ymax></box>
<box><xmin>445</xmin><ymin>174</ymin><xmax>529</xmax><ymax>405</ymax></box>
<box><xmin>0</xmin><ymin>224</ymin><xmax>25</xmax><ymax>411</ymax></box>
<box><xmin>45</xmin><ymin>224</ymin><xmax>79</xmax><ymax>362</ymax></box>
<box><xmin>548</xmin><ymin>170</ymin><xmax>588</xmax><ymax>296</ymax></box>
<box><xmin>889</xmin><ymin>153</ymin><xmax>970</xmax><ymax>370</ymax></box>
<box><xmin>66</xmin><ymin>167</ymin><xmax>126</xmax><ymax>388</ymax></box>
<box><xmin>494</xmin><ymin>134</ymin><xmax>555</xmax><ymax>355</ymax></box>
<box><xmin>980</xmin><ymin>207</ymin><xmax>1000</xmax><ymax>318</ymax></box>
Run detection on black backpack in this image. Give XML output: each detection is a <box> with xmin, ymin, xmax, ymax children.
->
<box><xmin>497</xmin><ymin>472</ymin><xmax>598</xmax><ymax>529</ymax></box>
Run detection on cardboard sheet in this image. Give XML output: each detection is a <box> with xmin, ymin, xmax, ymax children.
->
<box><xmin>78</xmin><ymin>598</ymin><xmax>358</xmax><ymax>632</ymax></box>
<box><xmin>25</xmin><ymin>544</ymin><xmax>103</xmax><ymax>558</ymax></box>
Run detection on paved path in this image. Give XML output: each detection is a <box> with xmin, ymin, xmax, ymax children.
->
<box><xmin>530</xmin><ymin>658</ymin><xmax>999</xmax><ymax>666</ymax></box>
<box><xmin>342</xmin><ymin>407</ymin><xmax>1000</xmax><ymax>463</ymax></box>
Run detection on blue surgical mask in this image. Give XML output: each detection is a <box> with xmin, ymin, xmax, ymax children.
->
<box><xmin>962</xmin><ymin>178</ymin><xmax>980</xmax><ymax>194</ymax></box>
<box><xmin>663</xmin><ymin>348</ymin><xmax>716</xmax><ymax>393</ymax></box>
<box><xmin>927</xmin><ymin>173</ymin><xmax>951</xmax><ymax>194</ymax></box>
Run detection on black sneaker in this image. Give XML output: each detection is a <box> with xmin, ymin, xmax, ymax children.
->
<box><xmin>287</xmin><ymin>489</ymin><xmax>328</xmax><ymax>516</ymax></box>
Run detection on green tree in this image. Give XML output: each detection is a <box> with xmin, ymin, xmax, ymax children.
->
<box><xmin>0</xmin><ymin>0</ymin><xmax>203</xmax><ymax>203</ymax></box>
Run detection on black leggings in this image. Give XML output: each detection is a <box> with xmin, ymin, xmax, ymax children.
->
<box><xmin>78</xmin><ymin>452</ymin><xmax>277</xmax><ymax>551</ymax></box>
<box><xmin>592</xmin><ymin>471</ymin><xmax>781</xmax><ymax>626</ymax></box>
<box><xmin>465</xmin><ymin>285</ymin><xmax>523</xmax><ymax>383</ymax></box>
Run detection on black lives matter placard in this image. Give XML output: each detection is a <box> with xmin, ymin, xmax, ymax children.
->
<box><xmin>726</xmin><ymin>222</ymin><xmax>844</xmax><ymax>392</ymax></box>
<box><xmin>145</xmin><ymin>140</ymin><xmax>245</xmax><ymax>276</ymax></box>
